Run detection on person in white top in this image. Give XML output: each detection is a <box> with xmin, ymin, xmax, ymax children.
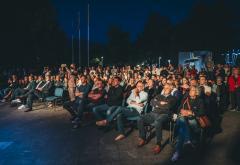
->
<box><xmin>113</xmin><ymin>81</ymin><xmax>148</xmax><ymax>141</ymax></box>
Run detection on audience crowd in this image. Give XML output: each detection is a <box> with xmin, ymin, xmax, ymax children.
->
<box><xmin>0</xmin><ymin>63</ymin><xmax>240</xmax><ymax>162</ymax></box>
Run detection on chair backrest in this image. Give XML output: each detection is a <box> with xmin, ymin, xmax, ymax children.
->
<box><xmin>54</xmin><ymin>88</ymin><xmax>64</xmax><ymax>97</ymax></box>
<box><xmin>143</xmin><ymin>103</ymin><xmax>152</xmax><ymax>114</ymax></box>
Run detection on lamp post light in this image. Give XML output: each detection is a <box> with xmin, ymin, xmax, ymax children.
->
<box><xmin>101</xmin><ymin>56</ymin><xmax>104</xmax><ymax>66</ymax></box>
<box><xmin>158</xmin><ymin>56</ymin><xmax>162</xmax><ymax>68</ymax></box>
<box><xmin>168</xmin><ymin>59</ymin><xmax>171</xmax><ymax>65</ymax></box>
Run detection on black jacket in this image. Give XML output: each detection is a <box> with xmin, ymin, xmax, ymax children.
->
<box><xmin>151</xmin><ymin>94</ymin><xmax>177</xmax><ymax>115</ymax></box>
<box><xmin>107</xmin><ymin>86</ymin><xmax>123</xmax><ymax>106</ymax></box>
<box><xmin>41</xmin><ymin>81</ymin><xmax>53</xmax><ymax>94</ymax></box>
<box><xmin>216</xmin><ymin>83</ymin><xmax>228</xmax><ymax>108</ymax></box>
<box><xmin>177</xmin><ymin>97</ymin><xmax>205</xmax><ymax>117</ymax></box>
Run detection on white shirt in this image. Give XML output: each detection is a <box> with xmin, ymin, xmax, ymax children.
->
<box><xmin>126</xmin><ymin>90</ymin><xmax>148</xmax><ymax>114</ymax></box>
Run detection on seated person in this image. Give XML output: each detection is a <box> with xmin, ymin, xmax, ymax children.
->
<box><xmin>86</xmin><ymin>79</ymin><xmax>106</xmax><ymax>110</ymax></box>
<box><xmin>114</xmin><ymin>81</ymin><xmax>148</xmax><ymax>141</ymax></box>
<box><xmin>1</xmin><ymin>75</ymin><xmax>18</xmax><ymax>102</ymax></box>
<box><xmin>11</xmin><ymin>77</ymin><xmax>29</xmax><ymax>102</ymax></box>
<box><xmin>144</xmin><ymin>79</ymin><xmax>156</xmax><ymax>103</ymax></box>
<box><xmin>0</xmin><ymin>78</ymin><xmax>13</xmax><ymax>102</ymax></box>
<box><xmin>93</xmin><ymin>77</ymin><xmax>123</xmax><ymax>126</ymax></box>
<box><xmin>54</xmin><ymin>75</ymin><xmax>64</xmax><ymax>88</ymax></box>
<box><xmin>12</xmin><ymin>75</ymin><xmax>44</xmax><ymax>104</ymax></box>
<box><xmin>22</xmin><ymin>75</ymin><xmax>53</xmax><ymax>112</ymax></box>
<box><xmin>64</xmin><ymin>75</ymin><xmax>91</xmax><ymax>128</ymax></box>
<box><xmin>171</xmin><ymin>86</ymin><xmax>205</xmax><ymax>162</ymax></box>
<box><xmin>16</xmin><ymin>76</ymin><xmax>36</xmax><ymax>111</ymax></box>
<box><xmin>123</xmin><ymin>78</ymin><xmax>136</xmax><ymax>100</ymax></box>
<box><xmin>137</xmin><ymin>84</ymin><xmax>177</xmax><ymax>154</ymax></box>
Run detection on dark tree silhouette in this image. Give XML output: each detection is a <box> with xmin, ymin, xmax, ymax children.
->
<box><xmin>0</xmin><ymin>0</ymin><xmax>69</xmax><ymax>67</ymax></box>
<box><xmin>135</xmin><ymin>12</ymin><xmax>174</xmax><ymax>64</ymax></box>
<box><xmin>106</xmin><ymin>26</ymin><xmax>133</xmax><ymax>65</ymax></box>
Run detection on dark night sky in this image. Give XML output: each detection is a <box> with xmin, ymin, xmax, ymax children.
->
<box><xmin>51</xmin><ymin>0</ymin><xmax>232</xmax><ymax>43</ymax></box>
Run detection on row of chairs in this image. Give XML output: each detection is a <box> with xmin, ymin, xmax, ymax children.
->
<box><xmin>44</xmin><ymin>89</ymin><xmax>205</xmax><ymax>149</ymax></box>
<box><xmin>119</xmin><ymin>101</ymin><xmax>175</xmax><ymax>146</ymax></box>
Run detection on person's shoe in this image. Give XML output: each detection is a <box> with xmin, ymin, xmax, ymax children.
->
<box><xmin>24</xmin><ymin>107</ymin><xmax>32</xmax><ymax>112</ymax></box>
<box><xmin>228</xmin><ymin>106</ymin><xmax>236</xmax><ymax>111</ymax></box>
<box><xmin>184</xmin><ymin>140</ymin><xmax>192</xmax><ymax>146</ymax></box>
<box><xmin>1</xmin><ymin>99</ymin><xmax>6</xmax><ymax>103</ymax></box>
<box><xmin>11</xmin><ymin>99</ymin><xmax>17</xmax><ymax>104</ymax></box>
<box><xmin>137</xmin><ymin>138</ymin><xmax>145</xmax><ymax>147</ymax></box>
<box><xmin>18</xmin><ymin>104</ymin><xmax>26</xmax><ymax>110</ymax></box>
<box><xmin>11</xmin><ymin>99</ymin><xmax>21</xmax><ymax>104</ymax></box>
<box><xmin>152</xmin><ymin>145</ymin><xmax>161</xmax><ymax>154</ymax></box>
<box><xmin>171</xmin><ymin>151</ymin><xmax>180</xmax><ymax>162</ymax></box>
<box><xmin>96</xmin><ymin>120</ymin><xmax>108</xmax><ymax>126</ymax></box>
<box><xmin>72</xmin><ymin>117</ymin><xmax>80</xmax><ymax>124</ymax></box>
<box><xmin>229</xmin><ymin>108</ymin><xmax>236</xmax><ymax>112</ymax></box>
<box><xmin>72</xmin><ymin>122</ymin><xmax>81</xmax><ymax>129</ymax></box>
<box><xmin>114</xmin><ymin>134</ymin><xmax>125</xmax><ymax>141</ymax></box>
<box><xmin>236</xmin><ymin>107</ymin><xmax>240</xmax><ymax>112</ymax></box>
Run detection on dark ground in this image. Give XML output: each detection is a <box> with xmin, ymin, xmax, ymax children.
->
<box><xmin>0</xmin><ymin>102</ymin><xmax>240</xmax><ymax>165</ymax></box>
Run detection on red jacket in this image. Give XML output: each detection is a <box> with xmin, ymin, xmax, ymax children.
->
<box><xmin>228</xmin><ymin>75</ymin><xmax>240</xmax><ymax>92</ymax></box>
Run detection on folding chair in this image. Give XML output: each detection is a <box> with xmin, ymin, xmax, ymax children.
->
<box><xmin>145</xmin><ymin>113</ymin><xmax>175</xmax><ymax>146</ymax></box>
<box><xmin>45</xmin><ymin>88</ymin><xmax>64</xmax><ymax>110</ymax></box>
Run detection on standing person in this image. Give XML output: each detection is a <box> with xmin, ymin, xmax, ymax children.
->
<box><xmin>228</xmin><ymin>68</ymin><xmax>240</xmax><ymax>111</ymax></box>
<box><xmin>66</xmin><ymin>64</ymin><xmax>78</xmax><ymax>102</ymax></box>
<box><xmin>215</xmin><ymin>76</ymin><xmax>228</xmax><ymax>113</ymax></box>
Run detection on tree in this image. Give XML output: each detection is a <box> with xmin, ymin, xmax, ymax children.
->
<box><xmin>0</xmin><ymin>0</ymin><xmax>69</xmax><ymax>67</ymax></box>
<box><xmin>135</xmin><ymin>12</ymin><xmax>174</xmax><ymax>64</ymax></box>
<box><xmin>174</xmin><ymin>0</ymin><xmax>236</xmax><ymax>52</ymax></box>
<box><xmin>106</xmin><ymin>26</ymin><xmax>133</xmax><ymax>65</ymax></box>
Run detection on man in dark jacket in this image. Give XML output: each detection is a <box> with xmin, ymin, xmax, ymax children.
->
<box><xmin>137</xmin><ymin>84</ymin><xmax>177</xmax><ymax>154</ymax></box>
<box><xmin>24</xmin><ymin>75</ymin><xmax>53</xmax><ymax>112</ymax></box>
<box><xmin>94</xmin><ymin>76</ymin><xmax>123</xmax><ymax>125</ymax></box>
<box><xmin>216</xmin><ymin>76</ymin><xmax>228</xmax><ymax>113</ymax></box>
<box><xmin>17</xmin><ymin>76</ymin><xmax>36</xmax><ymax>111</ymax></box>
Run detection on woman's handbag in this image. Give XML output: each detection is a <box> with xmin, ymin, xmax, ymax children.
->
<box><xmin>180</xmin><ymin>98</ymin><xmax>211</xmax><ymax>128</ymax></box>
<box><xmin>197</xmin><ymin>116</ymin><xmax>211</xmax><ymax>128</ymax></box>
<box><xmin>180</xmin><ymin>98</ymin><xmax>191</xmax><ymax>116</ymax></box>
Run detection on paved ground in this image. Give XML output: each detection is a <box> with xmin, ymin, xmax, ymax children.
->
<box><xmin>0</xmin><ymin>102</ymin><xmax>240</xmax><ymax>165</ymax></box>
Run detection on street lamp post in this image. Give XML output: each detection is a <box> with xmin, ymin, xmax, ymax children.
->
<box><xmin>158</xmin><ymin>56</ymin><xmax>162</xmax><ymax>68</ymax></box>
<box><xmin>101</xmin><ymin>56</ymin><xmax>104</xmax><ymax>66</ymax></box>
<box><xmin>168</xmin><ymin>59</ymin><xmax>171</xmax><ymax>65</ymax></box>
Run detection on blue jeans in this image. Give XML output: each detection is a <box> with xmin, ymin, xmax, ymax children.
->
<box><xmin>92</xmin><ymin>104</ymin><xmax>109</xmax><ymax>120</ymax></box>
<box><xmin>0</xmin><ymin>89</ymin><xmax>5</xmax><ymax>99</ymax></box>
<box><xmin>73</xmin><ymin>97</ymin><xmax>86</xmax><ymax>119</ymax></box>
<box><xmin>63</xmin><ymin>100</ymin><xmax>76</xmax><ymax>117</ymax></box>
<box><xmin>0</xmin><ymin>88</ymin><xmax>11</xmax><ymax>99</ymax></box>
<box><xmin>116</xmin><ymin>107</ymin><xmax>140</xmax><ymax>135</ymax></box>
<box><xmin>138</xmin><ymin>112</ymin><xmax>169</xmax><ymax>145</ymax></box>
<box><xmin>175</xmin><ymin>116</ymin><xmax>199</xmax><ymax>152</ymax></box>
<box><xmin>92</xmin><ymin>104</ymin><xmax>119</xmax><ymax>121</ymax></box>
